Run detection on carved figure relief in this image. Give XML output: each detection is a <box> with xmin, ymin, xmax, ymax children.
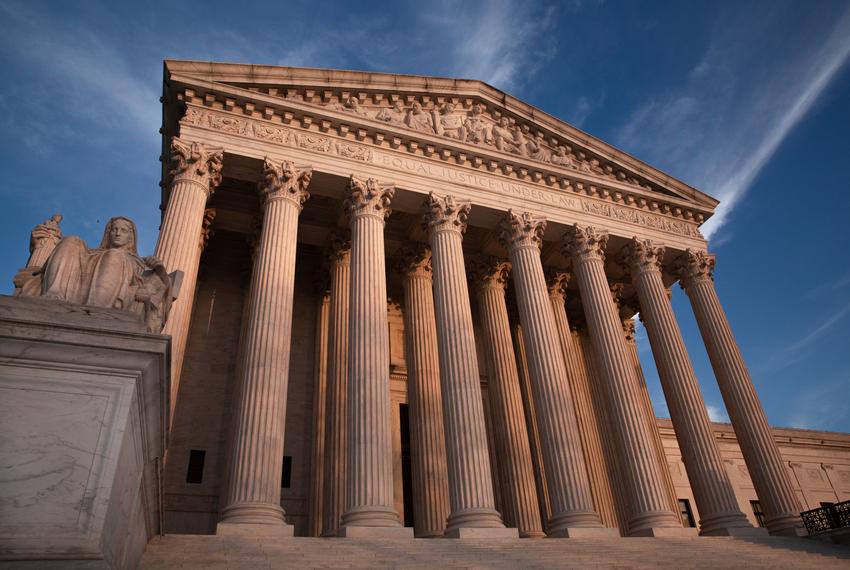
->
<box><xmin>13</xmin><ymin>216</ymin><xmax>182</xmax><ymax>333</ymax></box>
<box><xmin>314</xmin><ymin>95</ymin><xmax>657</xmax><ymax>191</ymax></box>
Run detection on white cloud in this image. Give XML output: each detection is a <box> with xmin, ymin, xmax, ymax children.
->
<box><xmin>615</xmin><ymin>6</ymin><xmax>850</xmax><ymax>243</ymax></box>
<box><xmin>706</xmin><ymin>404</ymin><xmax>729</xmax><ymax>423</ymax></box>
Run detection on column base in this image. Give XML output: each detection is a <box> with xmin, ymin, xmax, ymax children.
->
<box><xmin>337</xmin><ymin>526</ymin><xmax>414</xmax><ymax>538</ymax></box>
<box><xmin>519</xmin><ymin>530</ymin><xmax>547</xmax><ymax>539</ymax></box>
<box><xmin>444</xmin><ymin>527</ymin><xmax>520</xmax><ymax>539</ymax></box>
<box><xmin>547</xmin><ymin>527</ymin><xmax>621</xmax><ymax>538</ymax></box>
<box><xmin>700</xmin><ymin>526</ymin><xmax>768</xmax><ymax>537</ymax></box>
<box><xmin>628</xmin><ymin>527</ymin><xmax>699</xmax><ymax>537</ymax></box>
<box><xmin>219</xmin><ymin>501</ymin><xmax>287</xmax><ymax>526</ymax></box>
<box><xmin>445</xmin><ymin>507</ymin><xmax>505</xmax><ymax>530</ymax></box>
<box><xmin>765</xmin><ymin>514</ymin><xmax>807</xmax><ymax>537</ymax></box>
<box><xmin>217</xmin><ymin>522</ymin><xmax>294</xmax><ymax>538</ymax></box>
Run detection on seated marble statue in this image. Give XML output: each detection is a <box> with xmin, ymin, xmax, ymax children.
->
<box><xmin>13</xmin><ymin>216</ymin><xmax>181</xmax><ymax>333</ymax></box>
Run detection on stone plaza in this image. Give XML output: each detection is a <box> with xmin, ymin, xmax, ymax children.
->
<box><xmin>1</xmin><ymin>60</ymin><xmax>849</xmax><ymax>568</ymax></box>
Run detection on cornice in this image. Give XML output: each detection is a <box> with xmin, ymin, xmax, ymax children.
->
<box><xmin>164</xmin><ymin>60</ymin><xmax>718</xmax><ymax>213</ymax></box>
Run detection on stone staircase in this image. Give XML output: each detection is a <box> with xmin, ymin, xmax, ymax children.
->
<box><xmin>140</xmin><ymin>534</ymin><xmax>850</xmax><ymax>569</ymax></box>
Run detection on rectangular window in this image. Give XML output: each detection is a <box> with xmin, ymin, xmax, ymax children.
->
<box><xmin>281</xmin><ymin>455</ymin><xmax>292</xmax><ymax>488</ymax></box>
<box><xmin>751</xmin><ymin>500</ymin><xmax>765</xmax><ymax>527</ymax></box>
<box><xmin>186</xmin><ymin>449</ymin><xmax>206</xmax><ymax>484</ymax></box>
<box><xmin>678</xmin><ymin>499</ymin><xmax>696</xmax><ymax>528</ymax></box>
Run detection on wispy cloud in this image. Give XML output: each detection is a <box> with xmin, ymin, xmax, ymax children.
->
<box><xmin>758</xmin><ymin>301</ymin><xmax>850</xmax><ymax>373</ymax></box>
<box><xmin>615</xmin><ymin>5</ymin><xmax>850</xmax><ymax>243</ymax></box>
<box><xmin>706</xmin><ymin>404</ymin><xmax>729</xmax><ymax>423</ymax></box>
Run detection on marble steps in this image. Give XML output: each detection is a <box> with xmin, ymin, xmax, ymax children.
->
<box><xmin>139</xmin><ymin>535</ymin><xmax>850</xmax><ymax>569</ymax></box>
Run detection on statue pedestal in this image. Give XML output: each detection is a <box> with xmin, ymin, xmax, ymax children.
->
<box><xmin>0</xmin><ymin>296</ymin><xmax>170</xmax><ymax>569</ymax></box>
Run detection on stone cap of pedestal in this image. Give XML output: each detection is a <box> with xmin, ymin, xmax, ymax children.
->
<box><xmin>0</xmin><ymin>295</ymin><xmax>171</xmax><ymax>459</ymax></box>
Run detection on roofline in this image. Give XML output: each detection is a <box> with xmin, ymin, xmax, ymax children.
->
<box><xmin>164</xmin><ymin>59</ymin><xmax>719</xmax><ymax>210</ymax></box>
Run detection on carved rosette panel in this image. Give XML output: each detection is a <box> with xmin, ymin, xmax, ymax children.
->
<box><xmin>562</xmin><ymin>224</ymin><xmax>609</xmax><ymax>265</ymax></box>
<box><xmin>498</xmin><ymin>210</ymin><xmax>546</xmax><ymax>252</ymax></box>
<box><xmin>423</xmin><ymin>192</ymin><xmax>471</xmax><ymax>235</ymax></box>
<box><xmin>468</xmin><ymin>256</ymin><xmax>512</xmax><ymax>291</ymax></box>
<box><xmin>621</xmin><ymin>238</ymin><xmax>665</xmax><ymax>277</ymax></box>
<box><xmin>675</xmin><ymin>249</ymin><xmax>716</xmax><ymax>289</ymax></box>
<box><xmin>260</xmin><ymin>159</ymin><xmax>312</xmax><ymax>209</ymax></box>
<box><xmin>395</xmin><ymin>243</ymin><xmax>433</xmax><ymax>280</ymax></box>
<box><xmin>345</xmin><ymin>175</ymin><xmax>395</xmax><ymax>222</ymax></box>
<box><xmin>546</xmin><ymin>271</ymin><xmax>571</xmax><ymax>301</ymax></box>
<box><xmin>170</xmin><ymin>137</ymin><xmax>224</xmax><ymax>191</ymax></box>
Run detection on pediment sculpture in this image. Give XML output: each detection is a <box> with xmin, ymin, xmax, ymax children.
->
<box><xmin>13</xmin><ymin>215</ymin><xmax>182</xmax><ymax>333</ymax></box>
<box><xmin>317</xmin><ymin>96</ymin><xmax>654</xmax><ymax>192</ymax></box>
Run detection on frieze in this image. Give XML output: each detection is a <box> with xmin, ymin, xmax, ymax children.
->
<box><xmin>372</xmin><ymin>151</ymin><xmax>580</xmax><ymax>211</ymax></box>
<box><xmin>181</xmin><ymin>106</ymin><xmax>373</xmax><ymax>164</ymax></box>
<box><xmin>581</xmin><ymin>201</ymin><xmax>702</xmax><ymax>238</ymax></box>
<box><xmin>181</xmin><ymin>106</ymin><xmax>703</xmax><ymax>239</ymax></box>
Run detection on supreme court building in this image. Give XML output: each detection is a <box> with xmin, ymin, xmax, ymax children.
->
<box><xmin>154</xmin><ymin>60</ymin><xmax>850</xmax><ymax>543</ymax></box>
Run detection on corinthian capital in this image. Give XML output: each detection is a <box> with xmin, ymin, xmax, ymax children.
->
<box><xmin>345</xmin><ymin>175</ymin><xmax>395</xmax><ymax>221</ymax></box>
<box><xmin>260</xmin><ymin>159</ymin><xmax>312</xmax><ymax>208</ymax></box>
<box><xmin>499</xmin><ymin>210</ymin><xmax>546</xmax><ymax>251</ymax></box>
<box><xmin>546</xmin><ymin>271</ymin><xmax>571</xmax><ymax>301</ymax></box>
<box><xmin>621</xmin><ymin>237</ymin><xmax>665</xmax><ymax>276</ymax></box>
<box><xmin>325</xmin><ymin>230</ymin><xmax>351</xmax><ymax>266</ymax></box>
<box><xmin>170</xmin><ymin>137</ymin><xmax>224</xmax><ymax>191</ymax></box>
<box><xmin>468</xmin><ymin>256</ymin><xmax>511</xmax><ymax>291</ymax></box>
<box><xmin>395</xmin><ymin>243</ymin><xmax>432</xmax><ymax>279</ymax></box>
<box><xmin>423</xmin><ymin>192</ymin><xmax>471</xmax><ymax>235</ymax></box>
<box><xmin>674</xmin><ymin>249</ymin><xmax>716</xmax><ymax>288</ymax></box>
<box><xmin>562</xmin><ymin>224</ymin><xmax>609</xmax><ymax>263</ymax></box>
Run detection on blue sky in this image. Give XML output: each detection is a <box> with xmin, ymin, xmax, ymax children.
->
<box><xmin>1</xmin><ymin>0</ymin><xmax>848</xmax><ymax>431</ymax></box>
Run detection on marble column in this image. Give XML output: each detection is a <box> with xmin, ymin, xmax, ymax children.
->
<box><xmin>546</xmin><ymin>272</ymin><xmax>619</xmax><ymax>530</ymax></box>
<box><xmin>339</xmin><ymin>176</ymin><xmax>410</xmax><ymax>537</ymax></box>
<box><xmin>156</xmin><ymin>138</ymin><xmax>223</xmax><ymax>421</ymax></box>
<box><xmin>396</xmin><ymin>244</ymin><xmax>451</xmax><ymax>538</ymax></box>
<box><xmin>577</xmin><ymin>329</ymin><xmax>630</xmax><ymax>533</ymax></box>
<box><xmin>424</xmin><ymin>192</ymin><xmax>515</xmax><ymax>538</ymax></box>
<box><xmin>308</xmin><ymin>289</ymin><xmax>330</xmax><ymax>537</ymax></box>
<box><xmin>470</xmin><ymin>257</ymin><xmax>545</xmax><ymax>538</ymax></box>
<box><xmin>512</xmin><ymin>321</ymin><xmax>552</xmax><ymax>531</ymax></box>
<box><xmin>562</xmin><ymin>225</ymin><xmax>682</xmax><ymax>536</ymax></box>
<box><xmin>219</xmin><ymin>159</ymin><xmax>312</xmax><ymax>530</ymax></box>
<box><xmin>500</xmin><ymin>211</ymin><xmax>607</xmax><ymax>537</ymax></box>
<box><xmin>322</xmin><ymin>232</ymin><xmax>351</xmax><ymax>536</ymax></box>
<box><xmin>623</xmin><ymin>239</ymin><xmax>754</xmax><ymax>535</ymax></box>
<box><xmin>676</xmin><ymin>249</ymin><xmax>803</xmax><ymax>536</ymax></box>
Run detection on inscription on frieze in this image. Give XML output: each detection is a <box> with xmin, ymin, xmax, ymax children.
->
<box><xmin>371</xmin><ymin>151</ymin><xmax>580</xmax><ymax>211</ymax></box>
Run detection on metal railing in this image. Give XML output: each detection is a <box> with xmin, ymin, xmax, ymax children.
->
<box><xmin>801</xmin><ymin>500</ymin><xmax>850</xmax><ymax>535</ymax></box>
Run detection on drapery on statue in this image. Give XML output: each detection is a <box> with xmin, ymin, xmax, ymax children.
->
<box><xmin>13</xmin><ymin>216</ymin><xmax>182</xmax><ymax>333</ymax></box>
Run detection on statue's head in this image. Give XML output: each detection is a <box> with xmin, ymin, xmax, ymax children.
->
<box><xmin>393</xmin><ymin>100</ymin><xmax>404</xmax><ymax>111</ymax></box>
<box><xmin>100</xmin><ymin>217</ymin><xmax>138</xmax><ymax>254</ymax></box>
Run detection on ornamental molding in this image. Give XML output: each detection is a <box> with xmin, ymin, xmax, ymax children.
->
<box><xmin>166</xmin><ymin>61</ymin><xmax>717</xmax><ymax>211</ymax></box>
<box><xmin>179</xmin><ymin>105</ymin><xmax>703</xmax><ymax>240</ymax></box>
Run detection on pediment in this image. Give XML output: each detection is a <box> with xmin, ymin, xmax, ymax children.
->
<box><xmin>164</xmin><ymin>60</ymin><xmax>718</xmax><ymax>222</ymax></box>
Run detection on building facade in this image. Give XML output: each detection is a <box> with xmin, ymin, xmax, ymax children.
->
<box><xmin>155</xmin><ymin>60</ymin><xmax>849</xmax><ymax>541</ymax></box>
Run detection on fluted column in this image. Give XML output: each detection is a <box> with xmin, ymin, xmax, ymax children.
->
<box><xmin>546</xmin><ymin>272</ymin><xmax>619</xmax><ymax>530</ymax></box>
<box><xmin>563</xmin><ymin>225</ymin><xmax>682</xmax><ymax>536</ymax></box>
<box><xmin>156</xmin><ymin>138</ymin><xmax>223</xmax><ymax>421</ymax></box>
<box><xmin>500</xmin><ymin>211</ymin><xmax>606</xmax><ymax>537</ymax></box>
<box><xmin>308</xmin><ymin>288</ymin><xmax>330</xmax><ymax>537</ymax></box>
<box><xmin>623</xmin><ymin>239</ymin><xmax>753</xmax><ymax>535</ymax></box>
<box><xmin>396</xmin><ymin>245</ymin><xmax>451</xmax><ymax>538</ymax></box>
<box><xmin>577</xmin><ymin>329</ymin><xmax>630</xmax><ymax>533</ymax></box>
<box><xmin>424</xmin><ymin>192</ymin><xmax>514</xmax><ymax>538</ymax></box>
<box><xmin>339</xmin><ymin>176</ymin><xmax>410</xmax><ymax>537</ymax></box>
<box><xmin>676</xmin><ymin>250</ymin><xmax>802</xmax><ymax>536</ymax></box>
<box><xmin>219</xmin><ymin>159</ymin><xmax>312</xmax><ymax>530</ymax></box>
<box><xmin>513</xmin><ymin>321</ymin><xmax>551</xmax><ymax>530</ymax></box>
<box><xmin>322</xmin><ymin>233</ymin><xmax>351</xmax><ymax>536</ymax></box>
<box><xmin>470</xmin><ymin>258</ymin><xmax>544</xmax><ymax>538</ymax></box>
